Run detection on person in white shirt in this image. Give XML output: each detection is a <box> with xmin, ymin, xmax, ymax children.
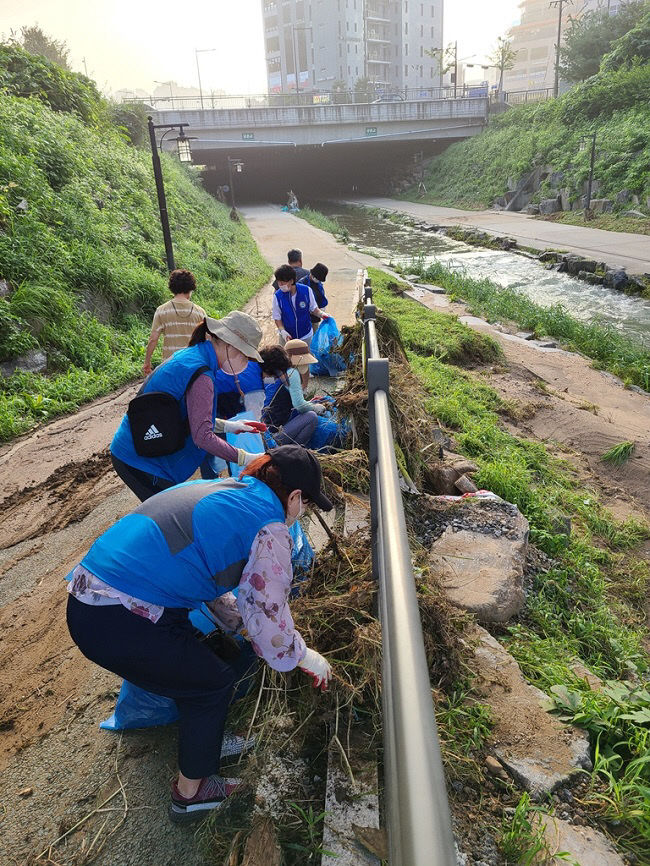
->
<box><xmin>272</xmin><ymin>264</ymin><xmax>328</xmax><ymax>348</ymax></box>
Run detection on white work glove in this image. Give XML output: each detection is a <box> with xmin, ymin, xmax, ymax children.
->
<box><xmin>223</xmin><ymin>419</ymin><xmax>261</xmax><ymax>434</ymax></box>
<box><xmin>310</xmin><ymin>401</ymin><xmax>327</xmax><ymax>416</ymax></box>
<box><xmin>277</xmin><ymin>328</ymin><xmax>291</xmax><ymax>342</ymax></box>
<box><xmin>237</xmin><ymin>449</ymin><xmax>259</xmax><ymax>467</ymax></box>
<box><xmin>298</xmin><ymin>647</ymin><xmax>332</xmax><ymax>691</ymax></box>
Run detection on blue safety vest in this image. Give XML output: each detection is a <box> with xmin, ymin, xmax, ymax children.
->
<box><xmin>298</xmin><ymin>274</ymin><xmax>328</xmax><ymax>309</ymax></box>
<box><xmin>214</xmin><ymin>361</ymin><xmax>263</xmax><ymax>395</ymax></box>
<box><xmin>81</xmin><ymin>475</ymin><xmax>286</xmax><ymax>608</ymax></box>
<box><xmin>111</xmin><ymin>340</ymin><xmax>223</xmax><ymax>484</ymax></box>
<box><xmin>275</xmin><ymin>283</ymin><xmax>312</xmax><ymax>339</ymax></box>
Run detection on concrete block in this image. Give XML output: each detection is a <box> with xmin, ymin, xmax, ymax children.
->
<box><xmin>532</xmin><ymin>814</ymin><xmax>625</xmax><ymax>865</ymax></box>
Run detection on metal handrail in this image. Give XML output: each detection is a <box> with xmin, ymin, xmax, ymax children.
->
<box><xmin>359</xmin><ymin>271</ymin><xmax>456</xmax><ymax>866</ymax></box>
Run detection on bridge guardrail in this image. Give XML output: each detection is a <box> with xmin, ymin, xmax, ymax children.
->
<box><xmin>359</xmin><ymin>270</ymin><xmax>456</xmax><ymax>866</ymax></box>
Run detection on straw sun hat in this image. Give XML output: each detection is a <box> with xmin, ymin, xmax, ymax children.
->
<box><xmin>284</xmin><ymin>338</ymin><xmax>317</xmax><ymax>368</ymax></box>
<box><xmin>204</xmin><ymin>311</ymin><xmax>263</xmax><ymax>362</ymax></box>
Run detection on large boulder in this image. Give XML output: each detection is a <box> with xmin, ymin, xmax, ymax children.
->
<box><xmin>0</xmin><ymin>349</ymin><xmax>47</xmax><ymax>378</ymax></box>
<box><xmin>591</xmin><ymin>198</ymin><xmax>613</xmax><ymax>213</ymax></box>
<box><xmin>539</xmin><ymin>198</ymin><xmax>561</xmax><ymax>215</ymax></box>
<box><xmin>603</xmin><ymin>268</ymin><xmax>628</xmax><ymax>291</ymax></box>
<box><xmin>469</xmin><ymin>627</ymin><xmax>592</xmax><ymax>799</ymax></box>
<box><xmin>427</xmin><ymin>495</ymin><xmax>528</xmax><ymax>623</ymax></box>
<box><xmin>532</xmin><ymin>814</ymin><xmax>625</xmax><ymax>865</ymax></box>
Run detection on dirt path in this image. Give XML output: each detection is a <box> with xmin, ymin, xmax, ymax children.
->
<box><xmin>346</xmin><ymin>196</ymin><xmax>650</xmax><ymax>273</ymax></box>
<box><xmin>0</xmin><ymin>212</ymin><xmax>368</xmax><ymax>865</ymax></box>
<box><xmin>409</xmin><ymin>286</ymin><xmax>650</xmax><ymax>516</ymax></box>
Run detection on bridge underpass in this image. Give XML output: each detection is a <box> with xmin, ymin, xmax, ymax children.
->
<box><xmin>153</xmin><ymin>97</ymin><xmax>488</xmax><ymax>202</ymax></box>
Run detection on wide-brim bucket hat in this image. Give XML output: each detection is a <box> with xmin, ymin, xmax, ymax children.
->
<box><xmin>205</xmin><ymin>311</ymin><xmax>263</xmax><ymax>362</ymax></box>
<box><xmin>284</xmin><ymin>338</ymin><xmax>317</xmax><ymax>367</ymax></box>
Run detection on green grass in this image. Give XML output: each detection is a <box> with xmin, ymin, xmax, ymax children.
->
<box><xmin>295</xmin><ymin>207</ymin><xmax>350</xmax><ymax>241</ymax></box>
<box><xmin>404</xmin><ymin>260</ymin><xmax>650</xmax><ymax>391</ymax></box>
<box><xmin>539</xmin><ymin>211</ymin><xmax>650</xmax><ymax>236</ymax></box>
<box><xmin>375</xmin><ymin>271</ymin><xmax>650</xmax><ymax>855</ymax></box>
<box><xmin>0</xmin><ymin>91</ymin><xmax>270</xmax><ymax>440</ymax></box>
<box><xmin>602</xmin><ymin>441</ymin><xmax>636</xmax><ymax>466</ymax></box>
<box><xmin>368</xmin><ymin>268</ymin><xmax>502</xmax><ymax>365</ymax></box>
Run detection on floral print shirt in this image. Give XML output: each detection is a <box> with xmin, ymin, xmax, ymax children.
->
<box><xmin>67</xmin><ymin>523</ymin><xmax>306</xmax><ymax>672</ymax></box>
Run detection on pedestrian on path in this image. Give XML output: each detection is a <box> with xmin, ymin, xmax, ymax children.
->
<box><xmin>111</xmin><ymin>311</ymin><xmax>265</xmax><ymax>501</ymax></box>
<box><xmin>66</xmin><ymin>445</ymin><xmax>334</xmax><ymax>823</ymax></box>
<box><xmin>298</xmin><ymin>262</ymin><xmax>329</xmax><ymax>337</ymax></box>
<box><xmin>271</xmin><ymin>248</ymin><xmax>309</xmax><ymax>291</ymax></box>
<box><xmin>272</xmin><ymin>264</ymin><xmax>329</xmax><ymax>347</ymax></box>
<box><xmin>260</xmin><ymin>342</ymin><xmax>326</xmax><ymax>446</ymax></box>
<box><xmin>143</xmin><ymin>269</ymin><xmax>207</xmax><ymax>376</ymax></box>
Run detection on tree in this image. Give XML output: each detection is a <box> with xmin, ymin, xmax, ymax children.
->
<box><xmin>489</xmin><ymin>36</ymin><xmax>517</xmax><ymax>94</ymax></box>
<box><xmin>559</xmin><ymin>2</ymin><xmax>645</xmax><ymax>83</ymax></box>
<box><xmin>111</xmin><ymin>102</ymin><xmax>148</xmax><ymax>146</ymax></box>
<box><xmin>601</xmin><ymin>4</ymin><xmax>650</xmax><ymax>71</ymax></box>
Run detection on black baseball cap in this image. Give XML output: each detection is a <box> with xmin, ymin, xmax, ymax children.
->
<box><xmin>270</xmin><ymin>445</ymin><xmax>333</xmax><ymax>511</ymax></box>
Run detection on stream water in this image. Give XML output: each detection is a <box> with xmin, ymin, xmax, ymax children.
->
<box><xmin>316</xmin><ymin>202</ymin><xmax>650</xmax><ymax>349</ymax></box>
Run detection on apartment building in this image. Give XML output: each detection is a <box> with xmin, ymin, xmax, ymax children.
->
<box><xmin>503</xmin><ymin>0</ymin><xmax>623</xmax><ymax>93</ymax></box>
<box><xmin>261</xmin><ymin>0</ymin><xmax>444</xmax><ymax>94</ymax></box>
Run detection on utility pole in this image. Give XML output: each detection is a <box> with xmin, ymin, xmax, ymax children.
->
<box><xmin>453</xmin><ymin>40</ymin><xmax>458</xmax><ymax>99</ymax></box>
<box><xmin>82</xmin><ymin>56</ymin><xmax>88</xmax><ymax>77</ymax></box>
<box><xmin>549</xmin><ymin>0</ymin><xmax>573</xmax><ymax>99</ymax></box>
<box><xmin>584</xmin><ymin>131</ymin><xmax>597</xmax><ymax>213</ymax></box>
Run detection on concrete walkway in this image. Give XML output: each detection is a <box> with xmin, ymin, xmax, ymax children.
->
<box><xmin>239</xmin><ymin>203</ymin><xmax>374</xmax><ymax>344</ymax></box>
<box><xmin>345</xmin><ymin>196</ymin><xmax>650</xmax><ymax>273</ymax></box>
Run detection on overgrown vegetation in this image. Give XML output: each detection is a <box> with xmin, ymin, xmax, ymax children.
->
<box><xmin>367</xmin><ymin>267</ymin><xmax>649</xmax><ymax>858</ymax></box>
<box><xmin>0</xmin><ymin>46</ymin><xmax>270</xmax><ymax>440</ymax></box>
<box><xmin>402</xmin><ymin>260</ymin><xmax>650</xmax><ymax>390</ymax></box>
<box><xmin>295</xmin><ymin>207</ymin><xmax>350</xmax><ymax>242</ymax></box>
<box><xmin>406</xmin><ymin>62</ymin><xmax>650</xmax><ymax>211</ymax></box>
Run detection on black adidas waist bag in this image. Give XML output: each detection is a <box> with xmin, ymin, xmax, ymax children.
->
<box><xmin>127</xmin><ymin>366</ymin><xmax>208</xmax><ymax>458</ymax></box>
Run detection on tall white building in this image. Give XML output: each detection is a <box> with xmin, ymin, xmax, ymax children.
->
<box><xmin>503</xmin><ymin>0</ymin><xmax>623</xmax><ymax>93</ymax></box>
<box><xmin>261</xmin><ymin>0</ymin><xmax>444</xmax><ymax>94</ymax></box>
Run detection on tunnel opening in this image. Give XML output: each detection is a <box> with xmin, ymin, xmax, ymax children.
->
<box><xmin>198</xmin><ymin>138</ymin><xmax>460</xmax><ymax>205</ymax></box>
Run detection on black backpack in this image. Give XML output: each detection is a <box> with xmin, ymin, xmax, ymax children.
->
<box><xmin>127</xmin><ymin>366</ymin><xmax>208</xmax><ymax>458</ymax></box>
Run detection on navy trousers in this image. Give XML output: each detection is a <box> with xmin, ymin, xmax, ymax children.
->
<box><xmin>67</xmin><ymin>595</ymin><xmax>255</xmax><ymax>778</ymax></box>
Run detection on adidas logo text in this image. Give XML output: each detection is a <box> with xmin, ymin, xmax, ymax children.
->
<box><xmin>144</xmin><ymin>425</ymin><xmax>163</xmax><ymax>441</ymax></box>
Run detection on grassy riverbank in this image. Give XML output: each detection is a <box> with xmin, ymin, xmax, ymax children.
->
<box><xmin>369</xmin><ymin>266</ymin><xmax>650</xmax><ymax>859</ymax></box>
<box><xmin>0</xmin><ymin>48</ymin><xmax>269</xmax><ymax>441</ymax></box>
<box><xmin>402</xmin><ymin>65</ymin><xmax>650</xmax><ymax>217</ymax></box>
<box><xmin>295</xmin><ymin>207</ymin><xmax>349</xmax><ymax>241</ymax></box>
<box><xmin>539</xmin><ymin>211</ymin><xmax>650</xmax><ymax>236</ymax></box>
<box><xmin>403</xmin><ymin>261</ymin><xmax>650</xmax><ymax>391</ymax></box>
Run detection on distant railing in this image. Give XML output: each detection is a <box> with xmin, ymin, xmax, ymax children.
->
<box><xmin>119</xmin><ymin>85</ymin><xmax>498</xmax><ymax>112</ymax></box>
<box><xmin>504</xmin><ymin>87</ymin><xmax>553</xmax><ymax>105</ymax></box>
<box><xmin>359</xmin><ymin>270</ymin><xmax>456</xmax><ymax>866</ymax></box>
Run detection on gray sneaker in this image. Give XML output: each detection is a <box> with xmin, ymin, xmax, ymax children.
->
<box><xmin>220</xmin><ymin>732</ymin><xmax>255</xmax><ymax>759</ymax></box>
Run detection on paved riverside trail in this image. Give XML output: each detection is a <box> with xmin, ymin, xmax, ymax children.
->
<box><xmin>239</xmin><ymin>203</ymin><xmax>374</xmax><ymax>341</ymax></box>
<box><xmin>344</xmin><ymin>196</ymin><xmax>650</xmax><ymax>273</ymax></box>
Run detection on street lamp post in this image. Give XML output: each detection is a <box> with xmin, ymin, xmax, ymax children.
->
<box><xmin>154</xmin><ymin>79</ymin><xmax>175</xmax><ymax>109</ymax></box>
<box><xmin>195</xmin><ymin>48</ymin><xmax>216</xmax><ymax>110</ymax></box>
<box><xmin>580</xmin><ymin>131</ymin><xmax>597</xmax><ymax>214</ymax></box>
<box><xmin>227</xmin><ymin>157</ymin><xmax>244</xmax><ymax>217</ymax></box>
<box><xmin>147</xmin><ymin>117</ymin><xmax>193</xmax><ymax>271</ymax></box>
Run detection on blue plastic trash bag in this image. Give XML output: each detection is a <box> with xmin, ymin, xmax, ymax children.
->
<box><xmin>290</xmin><ymin>520</ymin><xmax>314</xmax><ymax>574</ymax></box>
<box><xmin>100</xmin><ymin>681</ymin><xmax>179</xmax><ymax>730</ymax></box>
<box><xmin>310</xmin><ymin>317</ymin><xmax>346</xmax><ymax>377</ymax></box>
<box><xmin>308</xmin><ymin>403</ymin><xmax>350</xmax><ymax>452</ymax></box>
<box><xmin>225</xmin><ymin>410</ymin><xmax>265</xmax><ymax>476</ymax></box>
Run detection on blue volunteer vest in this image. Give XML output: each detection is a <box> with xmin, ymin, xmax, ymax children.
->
<box><xmin>275</xmin><ymin>284</ymin><xmax>312</xmax><ymax>339</ymax></box>
<box><xmin>111</xmin><ymin>340</ymin><xmax>222</xmax><ymax>484</ymax></box>
<box><xmin>81</xmin><ymin>475</ymin><xmax>286</xmax><ymax>608</ymax></box>
<box><xmin>213</xmin><ymin>361</ymin><xmax>263</xmax><ymax>395</ymax></box>
<box><xmin>298</xmin><ymin>274</ymin><xmax>328</xmax><ymax>309</ymax></box>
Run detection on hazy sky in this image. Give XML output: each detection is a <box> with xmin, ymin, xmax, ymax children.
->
<box><xmin>1</xmin><ymin>0</ymin><xmax>523</xmax><ymax>95</ymax></box>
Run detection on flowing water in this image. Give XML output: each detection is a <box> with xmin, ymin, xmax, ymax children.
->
<box><xmin>316</xmin><ymin>202</ymin><xmax>650</xmax><ymax>349</ymax></box>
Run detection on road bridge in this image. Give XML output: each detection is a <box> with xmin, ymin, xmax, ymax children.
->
<box><xmin>151</xmin><ymin>97</ymin><xmax>488</xmax><ymax>201</ymax></box>
<box><xmin>153</xmin><ymin>97</ymin><xmax>488</xmax><ymax>154</ymax></box>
